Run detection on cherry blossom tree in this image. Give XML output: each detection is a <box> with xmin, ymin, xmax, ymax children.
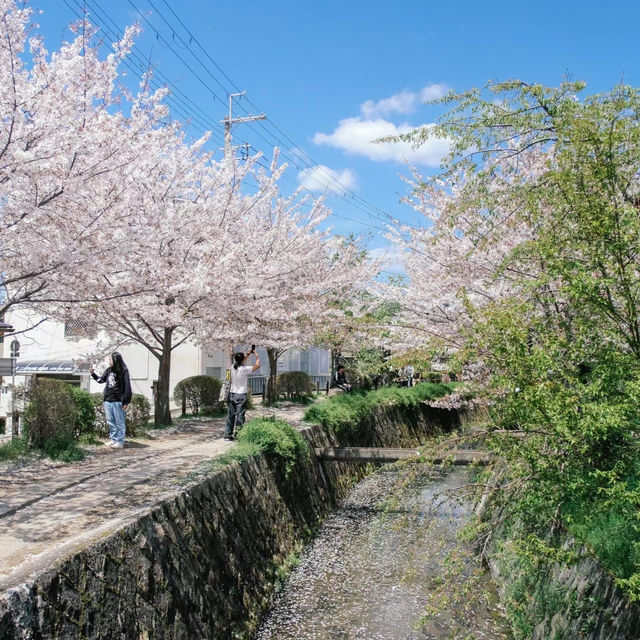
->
<box><xmin>0</xmin><ymin>3</ymin><xmax>160</xmax><ymax>325</ymax></box>
<box><xmin>210</xmin><ymin>162</ymin><xmax>380</xmax><ymax>404</ymax></box>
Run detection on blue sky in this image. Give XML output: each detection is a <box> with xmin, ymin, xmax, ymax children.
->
<box><xmin>34</xmin><ymin>0</ymin><xmax>640</xmax><ymax>267</ymax></box>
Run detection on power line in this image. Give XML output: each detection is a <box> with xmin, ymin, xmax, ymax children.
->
<box><xmin>63</xmin><ymin>0</ymin><xmax>401</xmax><ymax>230</ymax></box>
<box><xmin>130</xmin><ymin>0</ymin><xmax>400</xmax><ymax>225</ymax></box>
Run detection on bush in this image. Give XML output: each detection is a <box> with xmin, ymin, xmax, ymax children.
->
<box><xmin>278</xmin><ymin>371</ymin><xmax>315</xmax><ymax>400</ymax></box>
<box><xmin>24</xmin><ymin>378</ymin><xmax>76</xmax><ymax>448</ymax></box>
<box><xmin>41</xmin><ymin>435</ymin><xmax>86</xmax><ymax>462</ymax></box>
<box><xmin>91</xmin><ymin>392</ymin><xmax>107</xmax><ymax>436</ymax></box>
<box><xmin>173</xmin><ymin>375</ymin><xmax>222</xmax><ymax>415</ymax></box>
<box><xmin>304</xmin><ymin>382</ymin><xmax>454</xmax><ymax>434</ymax></box>
<box><xmin>127</xmin><ymin>394</ymin><xmax>151</xmax><ymax>436</ymax></box>
<box><xmin>0</xmin><ymin>437</ymin><xmax>28</xmax><ymax>461</ymax></box>
<box><xmin>70</xmin><ymin>386</ymin><xmax>96</xmax><ymax>436</ymax></box>
<box><xmin>236</xmin><ymin>417</ymin><xmax>309</xmax><ymax>476</ymax></box>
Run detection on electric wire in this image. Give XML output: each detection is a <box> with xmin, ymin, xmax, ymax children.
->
<box><xmin>60</xmin><ymin>0</ymin><xmax>398</xmax><ymax>232</ymax></box>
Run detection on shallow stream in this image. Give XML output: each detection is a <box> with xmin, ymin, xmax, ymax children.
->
<box><xmin>256</xmin><ymin>466</ymin><xmax>511</xmax><ymax>640</ymax></box>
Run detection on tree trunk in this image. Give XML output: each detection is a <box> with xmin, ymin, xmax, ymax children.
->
<box><xmin>266</xmin><ymin>347</ymin><xmax>279</xmax><ymax>406</ymax></box>
<box><xmin>154</xmin><ymin>327</ymin><xmax>174</xmax><ymax>426</ymax></box>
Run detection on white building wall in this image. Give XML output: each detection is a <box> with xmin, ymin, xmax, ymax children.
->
<box><xmin>1</xmin><ymin>310</ymin><xmax>331</xmax><ymax>418</ymax></box>
<box><xmin>4</xmin><ymin>310</ymin><xmax>202</xmax><ymax>413</ymax></box>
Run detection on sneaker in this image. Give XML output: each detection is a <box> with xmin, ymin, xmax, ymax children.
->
<box><xmin>105</xmin><ymin>440</ymin><xmax>116</xmax><ymax>447</ymax></box>
<box><xmin>111</xmin><ymin>442</ymin><xmax>124</xmax><ymax>449</ymax></box>
<box><xmin>224</xmin><ymin>435</ymin><xmax>234</xmax><ymax>441</ymax></box>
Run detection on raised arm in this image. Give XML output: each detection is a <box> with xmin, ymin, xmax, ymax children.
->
<box><xmin>243</xmin><ymin>349</ymin><xmax>261</xmax><ymax>373</ymax></box>
<box><xmin>90</xmin><ymin>366</ymin><xmax>108</xmax><ymax>384</ymax></box>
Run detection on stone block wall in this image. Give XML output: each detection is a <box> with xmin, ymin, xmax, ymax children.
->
<box><xmin>0</xmin><ymin>403</ymin><xmax>452</xmax><ymax>639</ymax></box>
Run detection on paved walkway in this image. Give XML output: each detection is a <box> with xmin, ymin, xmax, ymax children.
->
<box><xmin>0</xmin><ymin>419</ymin><xmax>231</xmax><ymax>591</ymax></box>
<box><xmin>0</xmin><ymin>403</ymin><xmax>312</xmax><ymax>592</ymax></box>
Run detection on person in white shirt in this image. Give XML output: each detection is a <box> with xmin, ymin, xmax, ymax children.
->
<box><xmin>225</xmin><ymin>347</ymin><xmax>260</xmax><ymax>440</ymax></box>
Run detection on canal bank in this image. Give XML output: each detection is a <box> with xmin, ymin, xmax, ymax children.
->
<box><xmin>0</xmin><ymin>394</ymin><xmax>458</xmax><ymax>639</ymax></box>
<box><xmin>256</xmin><ymin>465</ymin><xmax>511</xmax><ymax>639</ymax></box>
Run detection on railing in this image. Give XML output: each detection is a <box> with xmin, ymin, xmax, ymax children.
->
<box><xmin>247</xmin><ymin>374</ymin><xmax>331</xmax><ymax>397</ymax></box>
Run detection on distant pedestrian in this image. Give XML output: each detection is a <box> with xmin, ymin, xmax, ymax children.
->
<box><xmin>90</xmin><ymin>352</ymin><xmax>132</xmax><ymax>449</ymax></box>
<box><xmin>333</xmin><ymin>365</ymin><xmax>352</xmax><ymax>392</ymax></box>
<box><xmin>225</xmin><ymin>347</ymin><xmax>260</xmax><ymax>441</ymax></box>
<box><xmin>405</xmin><ymin>364</ymin><xmax>415</xmax><ymax>387</ymax></box>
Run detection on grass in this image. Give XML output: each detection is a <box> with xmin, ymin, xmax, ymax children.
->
<box><xmin>212</xmin><ymin>417</ymin><xmax>310</xmax><ymax>476</ymax></box>
<box><xmin>0</xmin><ymin>437</ymin><xmax>29</xmax><ymax>461</ymax></box>
<box><xmin>303</xmin><ymin>382</ymin><xmax>455</xmax><ymax>434</ymax></box>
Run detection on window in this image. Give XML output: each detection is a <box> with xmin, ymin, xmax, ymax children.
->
<box><xmin>206</xmin><ymin>366</ymin><xmax>222</xmax><ymax>379</ymax></box>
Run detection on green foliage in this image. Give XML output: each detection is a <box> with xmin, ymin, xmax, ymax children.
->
<box><xmin>0</xmin><ymin>437</ymin><xmax>28</xmax><ymax>461</ymax></box>
<box><xmin>236</xmin><ymin>417</ymin><xmax>310</xmax><ymax>476</ymax></box>
<box><xmin>278</xmin><ymin>371</ymin><xmax>315</xmax><ymax>400</ymax></box>
<box><xmin>127</xmin><ymin>394</ymin><xmax>151</xmax><ymax>436</ymax></box>
<box><xmin>70</xmin><ymin>386</ymin><xmax>96</xmax><ymax>436</ymax></box>
<box><xmin>211</xmin><ymin>440</ymin><xmax>261</xmax><ymax>469</ymax></box>
<box><xmin>91</xmin><ymin>392</ymin><xmax>108</xmax><ymax>435</ymax></box>
<box><xmin>173</xmin><ymin>375</ymin><xmax>222</xmax><ymax>415</ymax></box>
<box><xmin>24</xmin><ymin>378</ymin><xmax>76</xmax><ymax>448</ymax></box>
<box><xmin>303</xmin><ymin>382</ymin><xmax>453</xmax><ymax>434</ymax></box>
<box><xmin>392</xmin><ymin>80</ymin><xmax>640</xmax><ymax>613</ymax></box>
<box><xmin>40</xmin><ymin>435</ymin><xmax>86</xmax><ymax>462</ymax></box>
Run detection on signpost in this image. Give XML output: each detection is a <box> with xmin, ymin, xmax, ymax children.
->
<box><xmin>0</xmin><ymin>358</ymin><xmax>14</xmax><ymax>376</ymax></box>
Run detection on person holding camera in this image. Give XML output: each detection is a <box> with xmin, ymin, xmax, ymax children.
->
<box><xmin>90</xmin><ymin>352</ymin><xmax>132</xmax><ymax>449</ymax></box>
<box><xmin>225</xmin><ymin>346</ymin><xmax>260</xmax><ymax>441</ymax></box>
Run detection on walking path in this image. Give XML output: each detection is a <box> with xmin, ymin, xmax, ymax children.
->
<box><xmin>0</xmin><ymin>403</ymin><xmax>311</xmax><ymax>592</ymax></box>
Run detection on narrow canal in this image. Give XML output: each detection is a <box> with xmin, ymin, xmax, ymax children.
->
<box><xmin>256</xmin><ymin>466</ymin><xmax>511</xmax><ymax>639</ymax></box>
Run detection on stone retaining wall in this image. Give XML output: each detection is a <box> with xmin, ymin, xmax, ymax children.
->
<box><xmin>0</xmin><ymin>402</ymin><xmax>455</xmax><ymax>640</ymax></box>
<box><xmin>488</xmin><ymin>538</ymin><xmax>640</xmax><ymax>640</ymax></box>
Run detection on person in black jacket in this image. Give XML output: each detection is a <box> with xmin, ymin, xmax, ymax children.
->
<box><xmin>333</xmin><ymin>365</ymin><xmax>352</xmax><ymax>392</ymax></box>
<box><xmin>90</xmin><ymin>352</ymin><xmax>132</xmax><ymax>449</ymax></box>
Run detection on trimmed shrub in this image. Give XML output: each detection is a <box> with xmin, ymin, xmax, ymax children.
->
<box><xmin>127</xmin><ymin>394</ymin><xmax>151</xmax><ymax>436</ymax></box>
<box><xmin>24</xmin><ymin>378</ymin><xmax>76</xmax><ymax>448</ymax></box>
<box><xmin>278</xmin><ymin>371</ymin><xmax>315</xmax><ymax>400</ymax></box>
<box><xmin>70</xmin><ymin>386</ymin><xmax>96</xmax><ymax>436</ymax></box>
<box><xmin>174</xmin><ymin>375</ymin><xmax>222</xmax><ymax>415</ymax></box>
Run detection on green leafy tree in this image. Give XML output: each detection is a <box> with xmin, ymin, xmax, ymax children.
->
<box><xmin>393</xmin><ymin>80</ymin><xmax>640</xmax><ymax>612</ymax></box>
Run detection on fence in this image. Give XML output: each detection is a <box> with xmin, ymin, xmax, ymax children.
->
<box><xmin>247</xmin><ymin>374</ymin><xmax>331</xmax><ymax>397</ymax></box>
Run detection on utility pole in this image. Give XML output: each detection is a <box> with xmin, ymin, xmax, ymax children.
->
<box><xmin>221</xmin><ymin>92</ymin><xmax>266</xmax><ymax>168</ymax></box>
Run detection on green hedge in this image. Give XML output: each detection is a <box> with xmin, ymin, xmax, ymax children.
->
<box><xmin>24</xmin><ymin>378</ymin><xmax>77</xmax><ymax>448</ymax></box>
<box><xmin>278</xmin><ymin>371</ymin><xmax>315</xmax><ymax>400</ymax></box>
<box><xmin>70</xmin><ymin>386</ymin><xmax>96</xmax><ymax>435</ymax></box>
<box><xmin>303</xmin><ymin>382</ymin><xmax>454</xmax><ymax>434</ymax></box>
<box><xmin>173</xmin><ymin>375</ymin><xmax>222</xmax><ymax>415</ymax></box>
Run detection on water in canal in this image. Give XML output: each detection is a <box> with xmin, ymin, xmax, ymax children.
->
<box><xmin>256</xmin><ymin>466</ymin><xmax>511</xmax><ymax>640</ymax></box>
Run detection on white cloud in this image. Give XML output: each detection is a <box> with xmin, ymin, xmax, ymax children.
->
<box><xmin>368</xmin><ymin>244</ymin><xmax>407</xmax><ymax>274</ymax></box>
<box><xmin>313</xmin><ymin>84</ymin><xmax>451</xmax><ymax>167</ymax></box>
<box><xmin>360</xmin><ymin>84</ymin><xmax>449</xmax><ymax>119</ymax></box>
<box><xmin>420</xmin><ymin>83</ymin><xmax>449</xmax><ymax>102</ymax></box>
<box><xmin>361</xmin><ymin>90</ymin><xmax>417</xmax><ymax>119</ymax></box>
<box><xmin>297</xmin><ymin>165</ymin><xmax>357</xmax><ymax>194</ymax></box>
<box><xmin>314</xmin><ymin>117</ymin><xmax>449</xmax><ymax>167</ymax></box>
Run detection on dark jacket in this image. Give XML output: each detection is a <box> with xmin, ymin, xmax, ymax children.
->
<box><xmin>92</xmin><ymin>366</ymin><xmax>132</xmax><ymax>404</ymax></box>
